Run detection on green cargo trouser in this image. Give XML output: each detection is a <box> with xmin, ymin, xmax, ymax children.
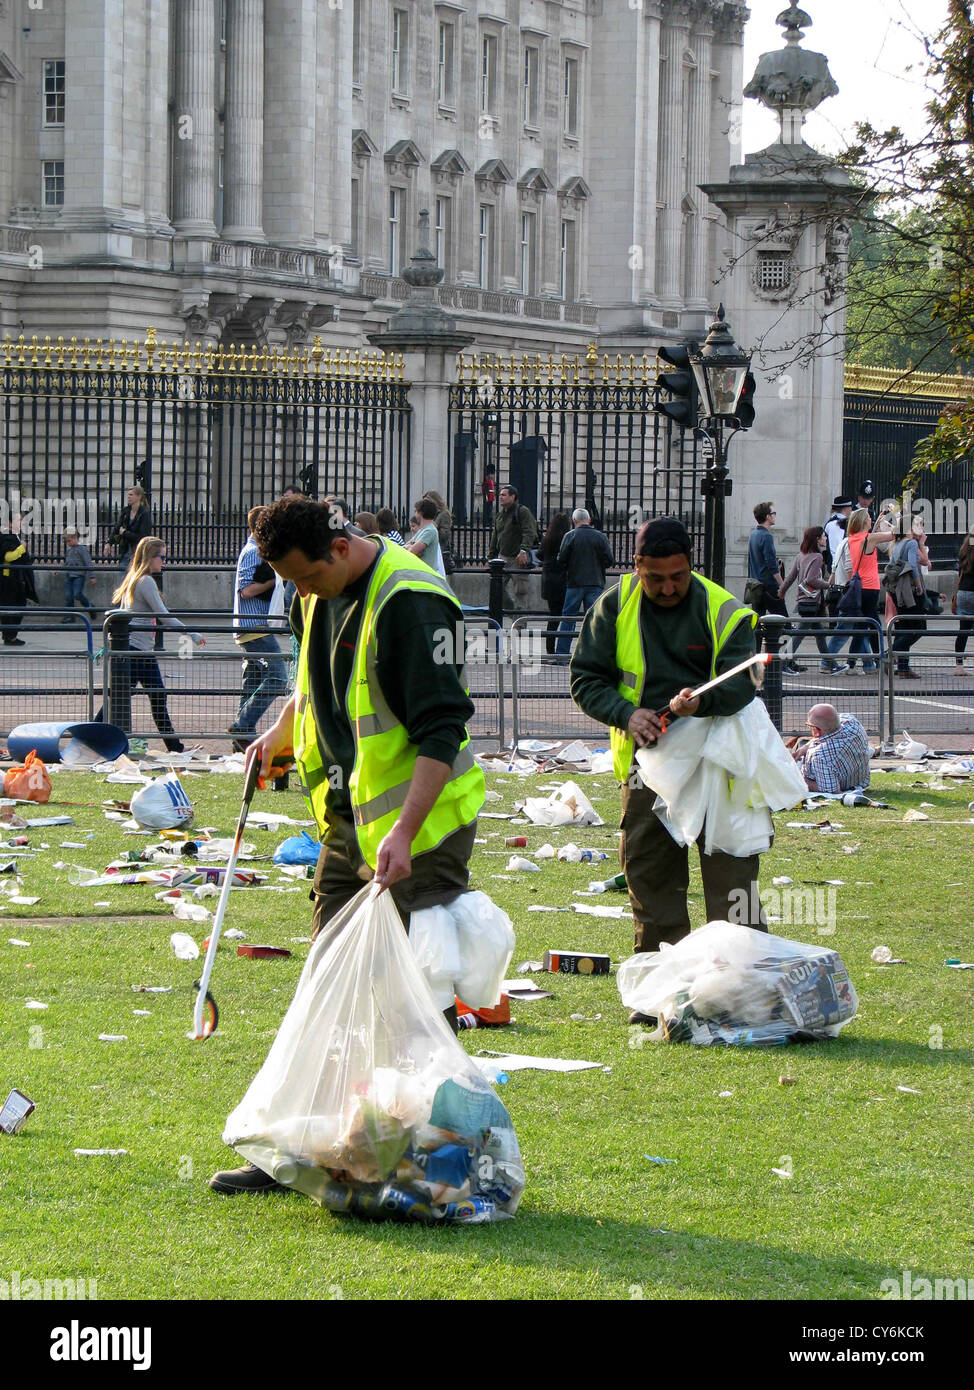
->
<box><xmin>620</xmin><ymin>780</ymin><xmax>767</xmax><ymax>953</ymax></box>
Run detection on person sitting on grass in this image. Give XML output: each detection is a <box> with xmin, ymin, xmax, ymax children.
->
<box><xmin>790</xmin><ymin>703</ymin><xmax>871</xmax><ymax>794</ymax></box>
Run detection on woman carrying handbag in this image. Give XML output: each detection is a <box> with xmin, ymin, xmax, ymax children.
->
<box><xmin>779</xmin><ymin>526</ymin><xmax>830</xmax><ymax>673</ymax></box>
<box><xmin>824</xmin><ymin>507</ymin><xmax>894</xmax><ymax>674</ymax></box>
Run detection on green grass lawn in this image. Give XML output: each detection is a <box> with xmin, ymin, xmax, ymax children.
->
<box><xmin>1</xmin><ymin>763</ymin><xmax>972</xmax><ymax>1300</ymax></box>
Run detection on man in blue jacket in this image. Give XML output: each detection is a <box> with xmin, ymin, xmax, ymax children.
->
<box><xmin>747</xmin><ymin>501</ymin><xmax>786</xmax><ymax>617</ymax></box>
<box><xmin>552</xmin><ymin>509</ymin><xmax>615</xmax><ymax>661</ymax></box>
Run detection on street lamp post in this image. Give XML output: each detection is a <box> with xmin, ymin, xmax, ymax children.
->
<box><xmin>688</xmin><ymin>305</ymin><xmax>754</xmax><ymax>588</ymax></box>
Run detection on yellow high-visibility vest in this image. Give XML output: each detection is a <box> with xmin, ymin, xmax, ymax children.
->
<box><xmin>610</xmin><ymin>572</ymin><xmax>757</xmax><ymax>781</ymax></box>
<box><xmin>294</xmin><ymin>540</ymin><xmax>485</xmax><ymax>868</ymax></box>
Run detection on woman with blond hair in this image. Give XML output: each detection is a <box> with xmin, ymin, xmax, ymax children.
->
<box><xmin>104</xmin><ymin>483</ymin><xmax>152</xmax><ymax>572</ymax></box>
<box><xmin>98</xmin><ymin>537</ymin><xmax>204</xmax><ymax>752</ymax></box>
<box><xmin>824</xmin><ymin>506</ymin><xmax>894</xmax><ymax>673</ymax></box>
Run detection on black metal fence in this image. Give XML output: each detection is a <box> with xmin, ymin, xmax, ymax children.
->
<box><xmin>1</xmin><ymin>333</ymin><xmax>412</xmax><ymax>566</ymax></box>
<box><xmin>843</xmin><ymin>368</ymin><xmax>974</xmax><ymax>566</ymax></box>
<box><xmin>447</xmin><ymin>349</ymin><xmax>706</xmax><ymax>571</ymax></box>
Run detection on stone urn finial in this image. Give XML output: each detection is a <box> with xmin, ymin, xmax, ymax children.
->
<box><xmin>744</xmin><ymin>1</ymin><xmax>838</xmax><ymax>146</ymax></box>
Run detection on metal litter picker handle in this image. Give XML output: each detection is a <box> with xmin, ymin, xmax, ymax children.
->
<box><xmin>189</xmin><ymin>749</ymin><xmax>281</xmax><ymax>1040</ymax></box>
<box><xmin>653</xmin><ymin>652</ymin><xmax>774</xmax><ymax>732</ymax></box>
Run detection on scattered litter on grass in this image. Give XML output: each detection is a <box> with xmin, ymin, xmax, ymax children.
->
<box><xmin>544</xmin><ymin>949</ymin><xmax>611</xmax><ymax>975</ymax></box>
<box><xmin>945</xmin><ymin>959</ymin><xmax>974</xmax><ymax>970</ymax></box>
<box><xmin>8</xmin><ymin>939</ymin><xmax>30</xmax><ymax>947</ymax></box>
<box><xmin>535</xmin><ymin>843</ymin><xmax>555</xmax><ymax>859</ymax></box>
<box><xmin>779</xmin><ymin>1076</ymin><xmax>797</xmax><ymax>1086</ymax></box>
<box><xmin>517</xmin><ymin>960</ymin><xmax>545</xmax><ymax>973</ymax></box>
<box><xmin>718</xmin><ymin>1090</ymin><xmax>734</xmax><ymax>1098</ymax></box>
<box><xmin>473</xmin><ymin>1051</ymin><xmax>600</xmax><ymax>1074</ymax></box>
<box><xmin>503</xmin><ymin>979</ymin><xmax>552</xmax><ymax>1001</ymax></box>
<box><xmin>506</xmin><ymin>856</ymin><xmax>540</xmax><ymax>872</ymax></box>
<box><xmin>571</xmin><ymin>903</ymin><xmax>628</xmax><ymax>918</ymax></box>
<box><xmin>170</xmin><ymin>932</ymin><xmax>200</xmax><ymax>960</ymax></box>
<box><xmin>225</xmin><ymin>928</ymin><xmax>245</xmax><ymax>940</ymax></box>
<box><xmin>132</xmin><ymin>1010</ymin><xmax>152</xmax><ymax>1017</ymax></box>
<box><xmin>24</xmin><ymin>1000</ymin><xmax>48</xmax><ymax>1010</ymax></box>
<box><xmin>772</xmin><ymin>876</ymin><xmax>793</xmax><ymax>886</ymax></box>
<box><xmin>842</xmin><ymin>844</ymin><xmax>861</xmax><ymax>854</ymax></box>
<box><xmin>896</xmin><ymin>1086</ymin><xmax>921</xmax><ymax>1095</ymax></box>
<box><xmin>98</xmin><ymin>1034</ymin><xmax>127</xmax><ymax>1042</ymax></box>
<box><xmin>93</xmin><ymin>902</ymin><xmax>110</xmax><ymax>908</ymax></box>
<box><xmin>903</xmin><ymin>809</ymin><xmax>930</xmax><ymax>822</ymax></box>
<box><xmin>74</xmin><ymin>1149</ymin><xmax>128</xmax><ymax>1157</ymax></box>
<box><xmin>644</xmin><ymin>1155</ymin><xmax>676</xmax><ymax>1165</ymax></box>
<box><xmin>9</xmin><ymin>895</ymin><xmax>40</xmax><ymax>906</ymax></box>
<box><xmin>132</xmin><ymin>985</ymin><xmax>172</xmax><ymax>993</ymax></box>
<box><xmin>0</xmin><ymin>1088</ymin><xmax>35</xmax><ymax>1134</ymax></box>
<box><xmin>482</xmin><ymin>789</ymin><xmax>502</xmax><ymax>803</ymax></box>
<box><xmin>569</xmin><ymin>1012</ymin><xmax>602</xmax><ymax>1023</ymax></box>
<box><xmin>771</xmin><ymin>1166</ymin><xmax>793</xmax><ymax>1180</ymax></box>
<box><xmin>171</xmin><ymin>901</ymin><xmax>212</xmax><ymax>923</ymax></box>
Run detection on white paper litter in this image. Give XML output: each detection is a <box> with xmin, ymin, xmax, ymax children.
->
<box><xmin>7</xmin><ymin>939</ymin><xmax>30</xmax><ymax>947</ymax></box>
<box><xmin>506</xmin><ymin>856</ymin><xmax>540</xmax><ymax>872</ymax></box>
<box><xmin>98</xmin><ymin>1034</ymin><xmax>128</xmax><ymax>1042</ymax></box>
<box><xmin>25</xmin><ymin>1000</ymin><xmax>48</xmax><ymax>1010</ymax></box>
<box><xmin>74</xmin><ymin>1148</ymin><xmax>129</xmax><ymax>1156</ymax></box>
<box><xmin>473</xmin><ymin>1052</ymin><xmax>600</xmax><ymax>1074</ymax></box>
<box><xmin>903</xmin><ymin>809</ymin><xmax>930</xmax><ymax>822</ymax></box>
<box><xmin>170</xmin><ymin>931</ymin><xmax>200</xmax><ymax>960</ymax></box>
<box><xmin>522</xmin><ymin>780</ymin><xmax>604</xmax><ymax>828</ymax></box>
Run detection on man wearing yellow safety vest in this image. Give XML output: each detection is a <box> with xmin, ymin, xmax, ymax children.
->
<box><xmin>569</xmin><ymin>517</ymin><xmax>767</xmax><ymax>1025</ymax></box>
<box><xmin>209</xmin><ymin>496</ymin><xmax>484</xmax><ymax>1195</ymax></box>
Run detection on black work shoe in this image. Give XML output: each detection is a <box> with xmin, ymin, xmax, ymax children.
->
<box><xmin>208</xmin><ymin>1161</ymin><xmax>289</xmax><ymax>1194</ymax></box>
<box><xmin>628</xmin><ymin>1010</ymin><xmax>658</xmax><ymax>1027</ymax></box>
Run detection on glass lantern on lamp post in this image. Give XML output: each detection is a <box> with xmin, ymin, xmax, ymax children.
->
<box><xmin>688</xmin><ymin>305</ymin><xmax>754</xmax><ymax>587</ymax></box>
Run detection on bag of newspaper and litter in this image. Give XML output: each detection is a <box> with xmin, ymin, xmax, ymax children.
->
<box><xmin>224</xmin><ymin>885</ymin><xmax>525</xmax><ymax>1222</ymax></box>
<box><xmin>521</xmin><ymin>779</ymin><xmax>603</xmax><ymax>827</ymax></box>
<box><xmin>130</xmin><ymin>773</ymin><xmax>194</xmax><ymax>830</ymax></box>
<box><xmin>617</xmin><ymin>921</ymin><xmax>858</xmax><ymax>1046</ymax></box>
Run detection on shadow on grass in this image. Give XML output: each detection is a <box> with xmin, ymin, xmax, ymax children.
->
<box><xmin>275</xmin><ymin>1204</ymin><xmax>906</xmax><ymax>1299</ymax></box>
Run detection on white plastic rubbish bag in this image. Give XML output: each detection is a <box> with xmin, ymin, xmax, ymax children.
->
<box><xmin>521</xmin><ymin>779</ymin><xmax>604</xmax><ymax>827</ymax></box>
<box><xmin>130</xmin><ymin>773</ymin><xmax>194</xmax><ymax>830</ymax></box>
<box><xmin>224</xmin><ymin>885</ymin><xmax>525</xmax><ymax>1222</ymax></box>
<box><xmin>635</xmin><ymin>700</ymin><xmax>807</xmax><ymax>858</ymax></box>
<box><xmin>617</xmin><ymin>921</ymin><xmax>858</xmax><ymax>1046</ymax></box>
<box><xmin>409</xmin><ymin>891</ymin><xmax>516</xmax><ymax>1010</ymax></box>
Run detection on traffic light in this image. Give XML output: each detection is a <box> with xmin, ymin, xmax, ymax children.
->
<box><xmin>734</xmin><ymin>371</ymin><xmax>757</xmax><ymax>429</ymax></box>
<box><xmin>653</xmin><ymin>343</ymin><xmax>700</xmax><ymax>430</ymax></box>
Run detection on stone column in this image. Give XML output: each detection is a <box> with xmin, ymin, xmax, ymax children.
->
<box><xmin>144</xmin><ymin>0</ymin><xmax>173</xmax><ymax>233</ymax></box>
<box><xmin>657</xmin><ymin>4</ymin><xmax>691</xmax><ymax>305</ymax></box>
<box><xmin>222</xmin><ymin>0</ymin><xmax>265</xmax><ymax>242</ymax></box>
<box><xmin>264</xmin><ymin>0</ymin><xmax>316</xmax><ymax>247</ymax></box>
<box><xmin>688</xmin><ymin>20</ymin><xmax>714</xmax><ymax>308</ymax></box>
<box><xmin>171</xmin><ymin>0</ymin><xmax>217</xmax><ymax>235</ymax></box>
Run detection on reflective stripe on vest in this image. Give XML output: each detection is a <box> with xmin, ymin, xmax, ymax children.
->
<box><xmin>294</xmin><ymin>540</ymin><xmax>485</xmax><ymax>868</ymax></box>
<box><xmin>609</xmin><ymin>572</ymin><xmax>757</xmax><ymax>782</ymax></box>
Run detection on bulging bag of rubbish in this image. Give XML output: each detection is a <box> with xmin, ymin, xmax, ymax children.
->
<box><xmin>617</xmin><ymin>921</ymin><xmax>858</xmax><ymax>1046</ymax></box>
<box><xmin>223</xmin><ymin>885</ymin><xmax>525</xmax><ymax>1223</ymax></box>
<box><xmin>3</xmin><ymin>750</ymin><xmax>52</xmax><ymax>804</ymax></box>
<box><xmin>273</xmin><ymin>831</ymin><xmax>320</xmax><ymax>866</ymax></box>
<box><xmin>130</xmin><ymin>773</ymin><xmax>194</xmax><ymax>830</ymax></box>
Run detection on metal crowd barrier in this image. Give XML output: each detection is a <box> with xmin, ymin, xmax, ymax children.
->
<box><xmin>886</xmin><ymin>615</ymin><xmax>974</xmax><ymax>744</ymax></box>
<box><xmin>0</xmin><ymin>610</ymin><xmax>96</xmax><ymax>737</ymax></box>
<box><xmin>757</xmin><ymin>615</ymin><xmax>886</xmax><ymax>741</ymax></box>
<box><xmin>508</xmin><ymin>614</ymin><xmax>606</xmax><ymax>749</ymax></box>
<box><xmin>460</xmin><ymin>617</ymin><xmax>505</xmax><ymax>747</ymax></box>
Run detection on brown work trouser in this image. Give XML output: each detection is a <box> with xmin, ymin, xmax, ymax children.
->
<box><xmin>309</xmin><ymin>816</ymin><xmax>478</xmax><ymax>1032</ymax></box>
<box><xmin>620</xmin><ymin>781</ymin><xmax>767</xmax><ymax>953</ymax></box>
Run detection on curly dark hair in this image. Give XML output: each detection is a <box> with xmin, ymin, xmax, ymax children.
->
<box><xmin>251</xmin><ymin>498</ymin><xmax>346</xmax><ymax>563</ymax></box>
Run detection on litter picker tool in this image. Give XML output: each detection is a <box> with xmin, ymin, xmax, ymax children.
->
<box><xmin>189</xmin><ymin>747</ymin><xmax>294</xmax><ymax>1040</ymax></box>
<box><xmin>654</xmin><ymin>651</ymin><xmax>774</xmax><ymax>733</ymax></box>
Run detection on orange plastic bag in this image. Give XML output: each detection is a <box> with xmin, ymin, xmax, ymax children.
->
<box><xmin>4</xmin><ymin>750</ymin><xmax>52</xmax><ymax>803</ymax></box>
<box><xmin>455</xmin><ymin>994</ymin><xmax>511</xmax><ymax>1028</ymax></box>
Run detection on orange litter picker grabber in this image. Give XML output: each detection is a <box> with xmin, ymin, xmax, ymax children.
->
<box><xmin>189</xmin><ymin>746</ymin><xmax>295</xmax><ymax>1040</ymax></box>
<box><xmin>654</xmin><ymin>651</ymin><xmax>775</xmax><ymax>734</ymax></box>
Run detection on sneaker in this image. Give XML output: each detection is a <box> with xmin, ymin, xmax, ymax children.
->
<box><xmin>782</xmin><ymin>661</ymin><xmax>805</xmax><ymax>675</ymax></box>
<box><xmin>831</xmin><ymin>662</ymin><xmax>851</xmax><ymax>675</ymax></box>
<box><xmin>3</xmin><ymin>638</ymin><xmax>26</xmax><ymax>646</ymax></box>
<box><xmin>861</xmin><ymin>662</ymin><xmax>878</xmax><ymax>673</ymax></box>
<box><xmin>208</xmin><ymin>1161</ymin><xmax>290</xmax><ymax>1195</ymax></box>
<box><xmin>819</xmin><ymin>660</ymin><xmax>832</xmax><ymax>673</ymax></box>
<box><xmin>628</xmin><ymin>1010</ymin><xmax>658</xmax><ymax>1027</ymax></box>
<box><xmin>898</xmin><ymin>668</ymin><xmax>921</xmax><ymax>680</ymax></box>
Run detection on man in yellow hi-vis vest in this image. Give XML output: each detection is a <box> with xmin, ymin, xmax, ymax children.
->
<box><xmin>569</xmin><ymin>517</ymin><xmax>767</xmax><ymax>1024</ymax></box>
<box><xmin>209</xmin><ymin>496</ymin><xmax>484</xmax><ymax>1194</ymax></box>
